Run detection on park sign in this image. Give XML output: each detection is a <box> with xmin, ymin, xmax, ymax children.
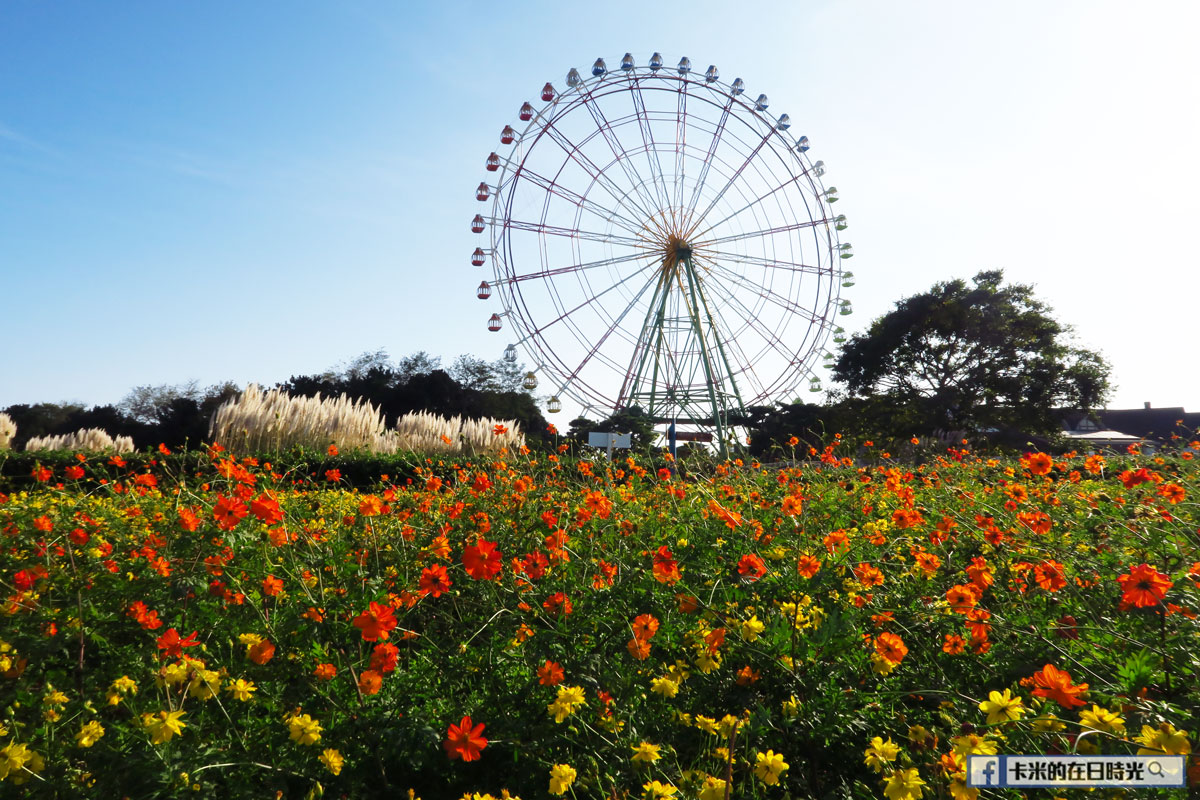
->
<box><xmin>588</xmin><ymin>431</ymin><xmax>632</xmax><ymax>459</ymax></box>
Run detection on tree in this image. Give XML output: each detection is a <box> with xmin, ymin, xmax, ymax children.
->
<box><xmin>832</xmin><ymin>270</ymin><xmax>1111</xmax><ymax>438</ymax></box>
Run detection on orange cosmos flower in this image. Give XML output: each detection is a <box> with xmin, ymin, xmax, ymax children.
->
<box><xmin>738</xmin><ymin>553</ymin><xmax>767</xmax><ymax>581</ymax></box>
<box><xmin>942</xmin><ymin>634</ymin><xmax>966</xmax><ymax>655</ymax></box>
<box><xmin>463</xmin><ymin>540</ymin><xmax>503</xmax><ymax>581</ymax></box>
<box><xmin>538</xmin><ymin>660</ymin><xmax>565</xmax><ymax>687</ymax></box>
<box><xmin>854</xmin><ymin>563</ymin><xmax>884</xmax><ymax>588</ymax></box>
<box><xmin>796</xmin><ymin>554</ymin><xmax>821</xmax><ymax>579</ymax></box>
<box><xmin>352</xmin><ymin>601</ymin><xmax>399</xmax><ymax>641</ymax></box>
<box><xmin>1031</xmin><ymin>664</ymin><xmax>1089</xmax><ymax>708</ymax></box>
<box><xmin>1017</xmin><ymin>511</ymin><xmax>1052</xmax><ymax>535</ymax></box>
<box><xmin>368</xmin><ymin>642</ymin><xmax>398</xmax><ymax>673</ymax></box>
<box><xmin>652</xmin><ymin>546</ymin><xmax>681</xmax><ymax>585</ymax></box>
<box><xmin>1033</xmin><ymin>561</ymin><xmax>1066</xmax><ymax>592</ymax></box>
<box><xmin>248</xmin><ymin>638</ymin><xmax>276</xmax><ymax>665</ymax></box>
<box><xmin>156</xmin><ymin>628</ymin><xmax>200</xmax><ymax>659</ymax></box>
<box><xmin>875</xmin><ymin>632</ymin><xmax>908</xmax><ymax>665</ymax></box>
<box><xmin>313</xmin><ymin>663</ymin><xmax>337</xmax><ymax>681</ymax></box>
<box><xmin>1117</xmin><ymin>564</ymin><xmax>1172</xmax><ymax>608</ymax></box>
<box><xmin>419</xmin><ymin>564</ymin><xmax>453</xmax><ymax>598</ymax></box>
<box><xmin>946</xmin><ymin>584</ymin><xmax>980</xmax><ymax>614</ymax></box>
<box><xmin>708</xmin><ymin>499</ymin><xmax>743</xmax><ymax>529</ymax></box>
<box><xmin>444</xmin><ymin>716</ymin><xmax>487</xmax><ymax>762</ymax></box>
<box><xmin>358</xmin><ymin>669</ymin><xmax>383</xmax><ymax>696</ymax></box>
<box><xmin>631</xmin><ymin>613</ymin><xmax>660</xmax><ymax>641</ymax></box>
<box><xmin>1021</xmin><ymin>452</ymin><xmax>1053</xmax><ymax>475</ymax></box>
<box><xmin>891</xmin><ymin>509</ymin><xmax>925</xmax><ymax>529</ymax></box>
<box><xmin>1119</xmin><ymin>468</ymin><xmax>1154</xmax><ymax>488</ymax></box>
<box><xmin>1157</xmin><ymin>483</ymin><xmax>1186</xmax><ymax>504</ymax></box>
<box><xmin>704</xmin><ymin>627</ymin><xmax>727</xmax><ymax>654</ymax></box>
<box><xmin>213</xmin><ymin>496</ymin><xmax>248</xmax><ymax>531</ymax></box>
<box><xmin>626</xmin><ymin>637</ymin><xmax>651</xmax><ymax>660</ymax></box>
<box><xmin>249</xmin><ymin>494</ymin><xmax>284</xmax><ymax>525</ymax></box>
<box><xmin>493</xmin><ymin>424</ymin><xmax>508</xmax><ymax>436</ymax></box>
<box><xmin>543</xmin><ymin>592</ymin><xmax>573</xmax><ymax>617</ymax></box>
<box><xmin>1084</xmin><ymin>454</ymin><xmax>1106</xmax><ymax>474</ymax></box>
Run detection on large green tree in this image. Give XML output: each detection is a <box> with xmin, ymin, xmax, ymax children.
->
<box><xmin>832</xmin><ymin>270</ymin><xmax>1111</xmax><ymax>438</ymax></box>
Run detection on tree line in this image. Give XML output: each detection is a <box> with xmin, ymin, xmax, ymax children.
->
<box><xmin>4</xmin><ymin>271</ymin><xmax>1113</xmax><ymax>457</ymax></box>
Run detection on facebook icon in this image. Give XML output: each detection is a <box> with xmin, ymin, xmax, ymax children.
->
<box><xmin>968</xmin><ymin>756</ymin><xmax>1005</xmax><ymax>787</ymax></box>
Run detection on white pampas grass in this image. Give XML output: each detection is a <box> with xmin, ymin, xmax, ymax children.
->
<box><xmin>208</xmin><ymin>384</ymin><xmax>388</xmax><ymax>454</ymax></box>
<box><xmin>0</xmin><ymin>413</ymin><xmax>15</xmax><ymax>450</ymax></box>
<box><xmin>25</xmin><ymin>428</ymin><xmax>135</xmax><ymax>453</ymax></box>
<box><xmin>207</xmin><ymin>385</ymin><xmax>526</xmax><ymax>456</ymax></box>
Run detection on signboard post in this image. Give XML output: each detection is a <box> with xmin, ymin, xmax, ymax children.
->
<box><xmin>587</xmin><ymin>431</ymin><xmax>632</xmax><ymax>461</ymax></box>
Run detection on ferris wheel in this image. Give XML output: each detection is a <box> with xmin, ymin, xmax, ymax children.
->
<box><xmin>472</xmin><ymin>53</ymin><xmax>853</xmax><ymax>443</ymax></box>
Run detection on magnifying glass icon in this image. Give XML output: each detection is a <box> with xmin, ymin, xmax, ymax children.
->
<box><xmin>1148</xmin><ymin>761</ymin><xmax>1165</xmax><ymax>777</ymax></box>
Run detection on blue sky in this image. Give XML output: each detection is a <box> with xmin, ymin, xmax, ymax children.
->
<box><xmin>2</xmin><ymin>0</ymin><xmax>1197</xmax><ymax>417</ymax></box>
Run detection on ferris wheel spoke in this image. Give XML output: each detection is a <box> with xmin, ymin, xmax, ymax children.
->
<box><xmin>513</xmin><ymin>165</ymin><xmax>646</xmax><ymax>237</ymax></box>
<box><xmin>627</xmin><ymin>74</ymin><xmax>673</xmax><ymax>211</ymax></box>
<box><xmin>694</xmin><ymin>249</ymin><xmax>825</xmax><ymax>277</ymax></box>
<box><xmin>557</xmin><ymin>268</ymin><xmax>664</xmax><ymax>390</ymax></box>
<box><xmin>505</xmin><ymin>249</ymin><xmax>652</xmax><ymax>284</ymax></box>
<box><xmin>576</xmin><ymin>83</ymin><xmax>665</xmax><ymax>216</ymax></box>
<box><xmin>529</xmin><ymin>257</ymin><xmax>661</xmax><ymax>338</ymax></box>
<box><xmin>705</xmin><ymin>262</ymin><xmax>827</xmax><ymax>327</ymax></box>
<box><xmin>683</xmin><ymin>129</ymin><xmax>772</xmax><ymax>236</ymax></box>
<box><xmin>538</xmin><ymin>119</ymin><xmax>660</xmax><ymax>222</ymax></box>
<box><xmin>689</xmin><ymin>172</ymin><xmax>811</xmax><ymax>240</ymax></box>
<box><xmin>695</xmin><ymin>273</ymin><xmax>809</xmax><ymax>366</ymax></box>
<box><xmin>683</xmin><ymin>93</ymin><xmax>735</xmax><ymax>224</ymax></box>
<box><xmin>693</xmin><ymin>217</ymin><xmax>828</xmax><ymax>248</ymax></box>
<box><xmin>504</xmin><ymin>218</ymin><xmax>648</xmax><ymax>249</ymax></box>
<box><xmin>674</xmin><ymin>79</ymin><xmax>688</xmax><ymax>211</ymax></box>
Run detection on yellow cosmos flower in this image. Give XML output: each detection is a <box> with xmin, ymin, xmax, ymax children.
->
<box><xmin>0</xmin><ymin>741</ymin><xmax>44</xmax><ymax>784</ymax></box>
<box><xmin>1079</xmin><ymin>705</ymin><xmax>1125</xmax><ymax>734</ymax></box>
<box><xmin>694</xmin><ymin>715</ymin><xmax>720</xmax><ymax>735</ymax></box>
<box><xmin>286</xmin><ymin>713</ymin><xmax>323</xmax><ymax>746</ymax></box>
<box><xmin>650</xmin><ymin>677</ymin><xmax>680</xmax><ymax>698</ymax></box>
<box><xmin>547</xmin><ymin>686</ymin><xmax>586</xmax><ymax>723</ymax></box>
<box><xmin>1136</xmin><ymin>723</ymin><xmax>1191</xmax><ymax>755</ymax></box>
<box><xmin>142</xmin><ymin>710</ymin><xmax>188</xmax><ymax>744</ymax></box>
<box><xmin>643</xmin><ymin>780</ymin><xmax>677</xmax><ymax>798</ymax></box>
<box><xmin>188</xmin><ymin>668</ymin><xmax>221</xmax><ymax>701</ymax></box>
<box><xmin>740</xmin><ymin>616</ymin><xmax>765</xmax><ymax>642</ymax></box>
<box><xmin>631</xmin><ymin>741</ymin><xmax>661</xmax><ymax>764</ymax></box>
<box><xmin>42</xmin><ymin>686</ymin><xmax>69</xmax><ymax>706</ymax></box>
<box><xmin>548</xmin><ymin>763</ymin><xmax>576</xmax><ymax>796</ymax></box>
<box><xmin>75</xmin><ymin>720</ymin><xmax>105</xmax><ymax>748</ymax></box>
<box><xmin>864</xmin><ymin>736</ymin><xmax>900</xmax><ymax>772</ymax></box>
<box><xmin>753</xmin><ymin>750</ymin><xmax>789</xmax><ymax>785</ymax></box>
<box><xmin>978</xmin><ymin>689</ymin><xmax>1024</xmax><ymax>725</ymax></box>
<box><xmin>781</xmin><ymin>695</ymin><xmax>801</xmax><ymax>718</ymax></box>
<box><xmin>697</xmin><ymin>777</ymin><xmax>727</xmax><ymax>800</ymax></box>
<box><xmin>319</xmin><ymin>748</ymin><xmax>344</xmax><ymax>776</ymax></box>
<box><xmin>883</xmin><ymin>767</ymin><xmax>926</xmax><ymax>800</ymax></box>
<box><xmin>226</xmin><ymin>678</ymin><xmax>257</xmax><ymax>702</ymax></box>
<box><xmin>951</xmin><ymin>735</ymin><xmax>997</xmax><ymax>757</ymax></box>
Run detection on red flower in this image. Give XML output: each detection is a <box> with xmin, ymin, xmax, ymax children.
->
<box><xmin>543</xmin><ymin>591</ymin><xmax>573</xmax><ymax>617</ymax></box>
<box><xmin>353</xmin><ymin>601</ymin><xmax>399</xmax><ymax>641</ymax></box>
<box><xmin>444</xmin><ymin>715</ymin><xmax>487</xmax><ymax>762</ymax></box>
<box><xmin>463</xmin><ymin>539</ymin><xmax>503</xmax><ymax>581</ymax></box>
<box><xmin>1031</xmin><ymin>663</ymin><xmax>1089</xmax><ymax>708</ymax></box>
<box><xmin>178</xmin><ymin>507</ymin><xmax>201</xmax><ymax>532</ymax></box>
<box><xmin>261</xmin><ymin>575</ymin><xmax>284</xmax><ymax>597</ymax></box>
<box><xmin>249</xmin><ymin>494</ymin><xmax>284</xmax><ymax>525</ymax></box>
<box><xmin>1117</xmin><ymin>563</ymin><xmax>1172</xmax><ymax>608</ymax></box>
<box><xmin>796</xmin><ymin>554</ymin><xmax>821</xmax><ymax>579</ymax></box>
<box><xmin>537</xmin><ymin>660</ymin><xmax>565</xmax><ymax>686</ymax></box>
<box><xmin>737</xmin><ymin>553</ymin><xmax>767</xmax><ymax>581</ymax></box>
<box><xmin>419</xmin><ymin>565</ymin><xmax>453</xmax><ymax>598</ymax></box>
<box><xmin>156</xmin><ymin>628</ymin><xmax>200</xmax><ymax>659</ymax></box>
<box><xmin>327</xmin><ymin>444</ymin><xmax>339</xmax><ymax>457</ymax></box>
<box><xmin>32</xmin><ymin>515</ymin><xmax>53</xmax><ymax>532</ymax></box>
<box><xmin>492</xmin><ymin>424</ymin><xmax>508</xmax><ymax>436</ymax></box>
<box><xmin>64</xmin><ymin>465</ymin><xmax>85</xmax><ymax>480</ymax></box>
<box><xmin>213</xmin><ymin>495</ymin><xmax>248</xmax><ymax>531</ymax></box>
<box><xmin>1119</xmin><ymin>468</ymin><xmax>1154</xmax><ymax>488</ymax></box>
<box><xmin>31</xmin><ymin>467</ymin><xmax>51</xmax><ymax>482</ymax></box>
<box><xmin>371</xmin><ymin>643</ymin><xmax>400</xmax><ymax>674</ymax></box>
<box><xmin>325</xmin><ymin>469</ymin><xmax>342</xmax><ymax>482</ymax></box>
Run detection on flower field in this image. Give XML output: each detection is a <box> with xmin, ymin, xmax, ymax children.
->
<box><xmin>1</xmin><ymin>439</ymin><xmax>1197</xmax><ymax>798</ymax></box>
